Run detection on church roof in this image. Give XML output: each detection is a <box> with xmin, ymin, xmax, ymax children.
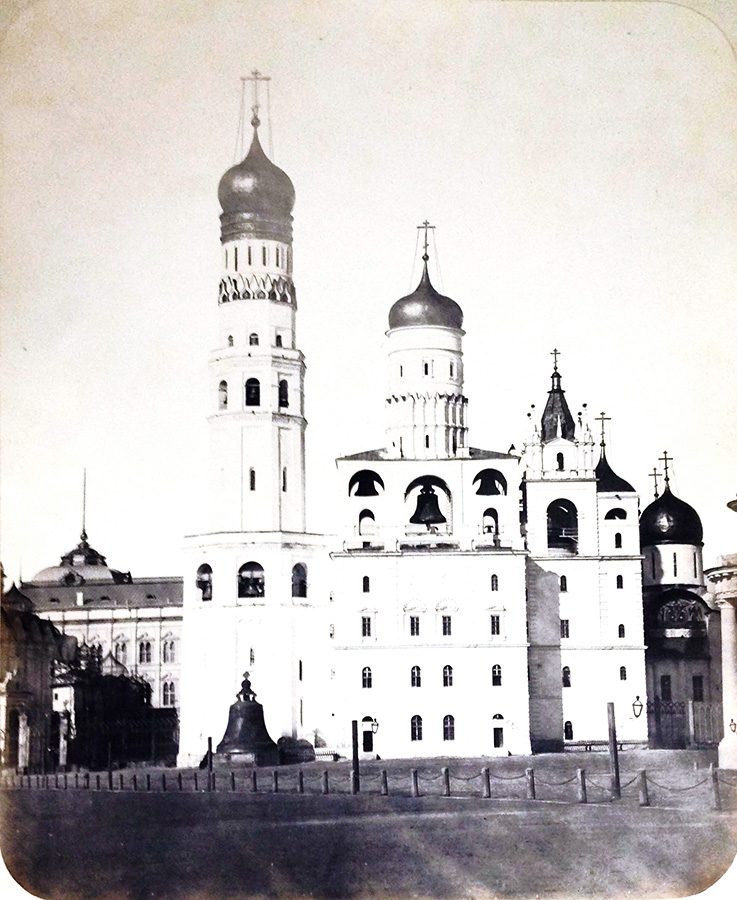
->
<box><xmin>595</xmin><ymin>450</ymin><xmax>635</xmax><ymax>493</ymax></box>
<box><xmin>640</xmin><ymin>486</ymin><xmax>703</xmax><ymax>547</ymax></box>
<box><xmin>338</xmin><ymin>447</ymin><xmax>518</xmax><ymax>462</ymax></box>
<box><xmin>540</xmin><ymin>367</ymin><xmax>576</xmax><ymax>443</ymax></box>
<box><xmin>388</xmin><ymin>260</ymin><xmax>463</xmax><ymax>331</ymax></box>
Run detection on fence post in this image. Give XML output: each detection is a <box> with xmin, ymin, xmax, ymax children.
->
<box><xmin>55</xmin><ymin>774</ymin><xmax>59</xmax><ymax>790</ymax></box>
<box><xmin>211</xmin><ymin>773</ymin><xmax>216</xmax><ymax>792</ymax></box>
<box><xmin>251</xmin><ymin>770</ymin><xmax>258</xmax><ymax>793</ymax></box>
<box><xmin>96</xmin><ymin>774</ymin><xmax>101</xmax><ymax>791</ymax></box>
<box><xmin>64</xmin><ymin>773</ymin><xmax>68</xmax><ymax>792</ymax></box>
<box><xmin>577</xmin><ymin>769</ymin><xmax>587</xmax><ymax>803</ymax></box>
<box><xmin>162</xmin><ymin>772</ymin><xmax>167</xmax><ymax>792</ymax></box>
<box><xmin>322</xmin><ymin>770</ymin><xmax>329</xmax><ymax>795</ymax></box>
<box><xmin>194</xmin><ymin>772</ymin><xmax>199</xmax><ymax>792</ymax></box>
<box><xmin>411</xmin><ymin>768</ymin><xmax>419</xmax><ymax>797</ymax></box>
<box><xmin>710</xmin><ymin>763</ymin><xmax>721</xmax><ymax>811</ymax></box>
<box><xmin>350</xmin><ymin>769</ymin><xmax>359</xmax><ymax>795</ymax></box>
<box><xmin>638</xmin><ymin>770</ymin><xmax>650</xmax><ymax>807</ymax></box>
<box><xmin>119</xmin><ymin>773</ymin><xmax>123</xmax><ymax>791</ymax></box>
<box><xmin>231</xmin><ymin>771</ymin><xmax>236</xmax><ymax>792</ymax></box>
<box><xmin>298</xmin><ymin>770</ymin><xmax>304</xmax><ymax>794</ymax></box>
<box><xmin>107</xmin><ymin>744</ymin><xmax>113</xmax><ymax>791</ymax></box>
<box><xmin>75</xmin><ymin>773</ymin><xmax>79</xmax><ymax>790</ymax></box>
<box><xmin>272</xmin><ymin>770</ymin><xmax>279</xmax><ymax>794</ymax></box>
<box><xmin>380</xmin><ymin>769</ymin><xmax>389</xmax><ymax>796</ymax></box>
<box><xmin>178</xmin><ymin>772</ymin><xmax>183</xmax><ymax>791</ymax></box>
<box><xmin>607</xmin><ymin>702</ymin><xmax>621</xmax><ymax>800</ymax></box>
<box><xmin>207</xmin><ymin>737</ymin><xmax>213</xmax><ymax>791</ymax></box>
<box><xmin>146</xmin><ymin>773</ymin><xmax>151</xmax><ymax>792</ymax></box>
<box><xmin>525</xmin><ymin>767</ymin><xmax>536</xmax><ymax>800</ymax></box>
<box><xmin>442</xmin><ymin>766</ymin><xmax>450</xmax><ymax>797</ymax></box>
<box><xmin>132</xmin><ymin>774</ymin><xmax>137</xmax><ymax>792</ymax></box>
<box><xmin>482</xmin><ymin>767</ymin><xmax>491</xmax><ymax>799</ymax></box>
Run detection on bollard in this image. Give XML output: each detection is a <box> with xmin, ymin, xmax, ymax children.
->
<box><xmin>411</xmin><ymin>768</ymin><xmax>419</xmax><ymax>797</ymax></box>
<box><xmin>638</xmin><ymin>770</ymin><xmax>650</xmax><ymax>807</ymax></box>
<box><xmin>231</xmin><ymin>771</ymin><xmax>236</xmax><ymax>792</ymax></box>
<box><xmin>251</xmin><ymin>770</ymin><xmax>258</xmax><ymax>793</ymax></box>
<box><xmin>55</xmin><ymin>774</ymin><xmax>59</xmax><ymax>789</ymax></box>
<box><xmin>272</xmin><ymin>770</ymin><xmax>279</xmax><ymax>794</ymax></box>
<box><xmin>162</xmin><ymin>773</ymin><xmax>167</xmax><ymax>792</ymax></box>
<box><xmin>322</xmin><ymin>770</ymin><xmax>329</xmax><ymax>795</ymax></box>
<box><xmin>525</xmin><ymin>768</ymin><xmax>536</xmax><ymax>800</ymax></box>
<box><xmin>482</xmin><ymin>767</ymin><xmax>491</xmax><ymax>799</ymax></box>
<box><xmin>146</xmin><ymin>773</ymin><xmax>151</xmax><ymax>792</ymax></box>
<box><xmin>119</xmin><ymin>773</ymin><xmax>124</xmax><ymax>791</ymax></box>
<box><xmin>75</xmin><ymin>773</ymin><xmax>79</xmax><ymax>790</ymax></box>
<box><xmin>350</xmin><ymin>769</ymin><xmax>359</xmax><ymax>795</ymax></box>
<box><xmin>132</xmin><ymin>774</ymin><xmax>137</xmax><ymax>792</ymax></box>
<box><xmin>36</xmin><ymin>775</ymin><xmax>40</xmax><ymax>789</ymax></box>
<box><xmin>108</xmin><ymin>767</ymin><xmax>113</xmax><ymax>792</ymax></box>
<box><xmin>178</xmin><ymin>772</ymin><xmax>183</xmax><ymax>792</ymax></box>
<box><xmin>194</xmin><ymin>772</ymin><xmax>199</xmax><ymax>792</ymax></box>
<box><xmin>577</xmin><ymin>769</ymin><xmax>587</xmax><ymax>804</ymax></box>
<box><xmin>442</xmin><ymin>766</ymin><xmax>450</xmax><ymax>797</ymax></box>
<box><xmin>96</xmin><ymin>774</ymin><xmax>101</xmax><ymax>791</ymax></box>
<box><xmin>64</xmin><ymin>774</ymin><xmax>68</xmax><ymax>792</ymax></box>
<box><xmin>380</xmin><ymin>769</ymin><xmax>389</xmax><ymax>796</ymax></box>
<box><xmin>298</xmin><ymin>770</ymin><xmax>304</xmax><ymax>794</ymax></box>
<box><xmin>710</xmin><ymin>763</ymin><xmax>721</xmax><ymax>811</ymax></box>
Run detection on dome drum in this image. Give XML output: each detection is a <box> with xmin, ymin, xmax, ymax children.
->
<box><xmin>220</xmin><ymin>212</ymin><xmax>292</xmax><ymax>245</ymax></box>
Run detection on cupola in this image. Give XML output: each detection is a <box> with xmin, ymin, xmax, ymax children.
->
<box><xmin>388</xmin><ymin>257</ymin><xmax>463</xmax><ymax>331</ymax></box>
<box><xmin>640</xmin><ymin>487</ymin><xmax>703</xmax><ymax>547</ymax></box>
<box><xmin>540</xmin><ymin>362</ymin><xmax>575</xmax><ymax>443</ymax></box>
<box><xmin>595</xmin><ymin>448</ymin><xmax>635</xmax><ymax>493</ymax></box>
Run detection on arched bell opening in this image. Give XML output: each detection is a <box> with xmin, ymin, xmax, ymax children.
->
<box><xmin>482</xmin><ymin>507</ymin><xmax>499</xmax><ymax>536</ymax></box>
<box><xmin>358</xmin><ymin>509</ymin><xmax>376</xmax><ymax>537</ymax></box>
<box><xmin>238</xmin><ymin>562</ymin><xmax>265</xmax><ymax>598</ymax></box>
<box><xmin>196</xmin><ymin>564</ymin><xmax>212</xmax><ymax>601</ymax></box>
<box><xmin>547</xmin><ymin>499</ymin><xmax>578</xmax><ymax>552</ymax></box>
<box><xmin>291</xmin><ymin>563</ymin><xmax>307</xmax><ymax>598</ymax></box>
<box><xmin>361</xmin><ymin>715</ymin><xmax>375</xmax><ymax>752</ymax></box>
<box><xmin>348</xmin><ymin>470</ymin><xmax>385</xmax><ymax>497</ymax></box>
<box><xmin>404</xmin><ymin>475</ymin><xmax>452</xmax><ymax>533</ymax></box>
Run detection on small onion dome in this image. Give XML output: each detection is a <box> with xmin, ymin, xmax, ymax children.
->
<box><xmin>218</xmin><ymin>123</ymin><xmax>295</xmax><ymax>220</ymax></box>
<box><xmin>595</xmin><ymin>451</ymin><xmax>635</xmax><ymax>493</ymax></box>
<box><xmin>640</xmin><ymin>486</ymin><xmax>703</xmax><ymax>547</ymax></box>
<box><xmin>388</xmin><ymin>260</ymin><xmax>463</xmax><ymax>330</ymax></box>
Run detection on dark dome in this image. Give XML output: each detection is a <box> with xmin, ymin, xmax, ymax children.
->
<box><xmin>218</xmin><ymin>124</ymin><xmax>295</xmax><ymax>219</ymax></box>
<box><xmin>640</xmin><ymin>487</ymin><xmax>703</xmax><ymax>547</ymax></box>
<box><xmin>388</xmin><ymin>261</ymin><xmax>463</xmax><ymax>330</ymax></box>
<box><xmin>595</xmin><ymin>451</ymin><xmax>635</xmax><ymax>493</ymax></box>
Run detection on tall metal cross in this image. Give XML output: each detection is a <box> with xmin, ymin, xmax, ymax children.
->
<box><xmin>649</xmin><ymin>467</ymin><xmax>660</xmax><ymax>499</ymax></box>
<box><xmin>594</xmin><ymin>411</ymin><xmax>611</xmax><ymax>447</ymax></box>
<box><xmin>551</xmin><ymin>348</ymin><xmax>560</xmax><ymax>371</ymax></box>
<box><xmin>241</xmin><ymin>69</ymin><xmax>271</xmax><ymax>120</ymax></box>
<box><xmin>417</xmin><ymin>219</ymin><xmax>435</xmax><ymax>260</ymax></box>
<box><xmin>659</xmin><ymin>451</ymin><xmax>673</xmax><ymax>488</ymax></box>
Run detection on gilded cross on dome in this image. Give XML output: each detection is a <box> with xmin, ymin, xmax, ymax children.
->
<box><xmin>594</xmin><ymin>411</ymin><xmax>610</xmax><ymax>448</ymax></box>
<box><xmin>550</xmin><ymin>348</ymin><xmax>560</xmax><ymax>371</ymax></box>
<box><xmin>241</xmin><ymin>69</ymin><xmax>271</xmax><ymax>125</ymax></box>
<box><xmin>659</xmin><ymin>450</ymin><xmax>673</xmax><ymax>488</ymax></box>
<box><xmin>417</xmin><ymin>219</ymin><xmax>435</xmax><ymax>261</ymax></box>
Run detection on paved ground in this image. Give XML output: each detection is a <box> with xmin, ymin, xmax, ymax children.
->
<box><xmin>1</xmin><ymin>788</ymin><xmax>736</xmax><ymax>900</ymax></box>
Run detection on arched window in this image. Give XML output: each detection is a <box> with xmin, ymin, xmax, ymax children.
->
<box><xmin>292</xmin><ymin>563</ymin><xmax>307</xmax><ymax>598</ymax></box>
<box><xmin>196</xmin><ymin>563</ymin><xmax>212</xmax><ymax>601</ymax></box>
<box><xmin>218</xmin><ymin>380</ymin><xmax>228</xmax><ymax>410</ymax></box>
<box><xmin>556</xmin><ymin>452</ymin><xmax>564</xmax><ymax>471</ymax></box>
<box><xmin>618</xmin><ymin>623</ymin><xmax>625</xmax><ymax>638</ymax></box>
<box><xmin>443</xmin><ymin>714</ymin><xmax>455</xmax><ymax>741</ymax></box>
<box><xmin>493</xmin><ymin>714</ymin><xmax>504</xmax><ymax>748</ymax></box>
<box><xmin>114</xmin><ymin>641</ymin><xmax>127</xmax><ymax>664</ymax></box>
<box><xmin>275</xmin><ymin>334</ymin><xmax>283</xmax><ymax>347</ymax></box>
<box><xmin>362</xmin><ymin>575</ymin><xmax>370</xmax><ymax>593</ymax></box>
<box><xmin>616</xmin><ymin>575</ymin><xmax>624</xmax><ymax>589</ymax></box>
<box><xmin>245</xmin><ymin>378</ymin><xmax>260</xmax><ymax>406</ymax></box>
<box><xmin>562</xmin><ymin>666</ymin><xmax>571</xmax><ymax>687</ymax></box>
<box><xmin>605</xmin><ymin>508</ymin><xmax>626</xmax><ymax>520</ymax></box>
<box><xmin>473</xmin><ymin>469</ymin><xmax>508</xmax><ymax>495</ymax></box>
<box><xmin>162</xmin><ymin>682</ymin><xmax>176</xmax><ymax>707</ymax></box>
<box><xmin>482</xmin><ymin>508</ymin><xmax>498</xmax><ymax>534</ymax></box>
<box><xmin>358</xmin><ymin>509</ymin><xmax>375</xmax><ymax>536</ymax></box>
<box><xmin>492</xmin><ymin>664</ymin><xmax>502</xmax><ymax>686</ymax></box>
<box><xmin>162</xmin><ymin>640</ymin><xmax>176</xmax><ymax>663</ymax></box>
<box><xmin>348</xmin><ymin>470</ymin><xmax>385</xmax><ymax>496</ymax></box>
<box><xmin>238</xmin><ymin>562</ymin><xmax>265</xmax><ymax>598</ymax></box>
<box><xmin>620</xmin><ymin>666</ymin><xmax>627</xmax><ymax>681</ymax></box>
<box><xmin>560</xmin><ymin>575</ymin><xmax>568</xmax><ymax>592</ymax></box>
<box><xmin>547</xmin><ymin>499</ymin><xmax>578</xmax><ymax>551</ymax></box>
<box><xmin>491</xmin><ymin>574</ymin><xmax>499</xmax><ymax>592</ymax></box>
<box><xmin>443</xmin><ymin>664</ymin><xmax>453</xmax><ymax>687</ymax></box>
<box><xmin>362</xmin><ymin>667</ymin><xmax>372</xmax><ymax>689</ymax></box>
<box><xmin>564</xmin><ymin>721</ymin><xmax>573</xmax><ymax>740</ymax></box>
<box><xmin>278</xmin><ymin>379</ymin><xmax>289</xmax><ymax>408</ymax></box>
<box><xmin>411</xmin><ymin>715</ymin><xmax>423</xmax><ymax>741</ymax></box>
<box><xmin>615</xmin><ymin>533</ymin><xmax>622</xmax><ymax>549</ymax></box>
<box><xmin>249</xmin><ymin>333</ymin><xmax>259</xmax><ymax>346</ymax></box>
<box><xmin>138</xmin><ymin>641</ymin><xmax>152</xmax><ymax>664</ymax></box>
<box><xmin>249</xmin><ymin>468</ymin><xmax>256</xmax><ymax>491</ymax></box>
<box><xmin>411</xmin><ymin>665</ymin><xmax>421</xmax><ymax>687</ymax></box>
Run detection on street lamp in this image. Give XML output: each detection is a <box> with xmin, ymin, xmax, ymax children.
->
<box><xmin>371</xmin><ymin>718</ymin><xmax>379</xmax><ymax>734</ymax></box>
<box><xmin>632</xmin><ymin>696</ymin><xmax>644</xmax><ymax>718</ymax></box>
<box><xmin>730</xmin><ymin>719</ymin><xmax>736</xmax><ymax>733</ymax></box>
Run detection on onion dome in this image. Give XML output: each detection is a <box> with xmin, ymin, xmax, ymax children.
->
<box><xmin>541</xmin><ymin>367</ymin><xmax>575</xmax><ymax>443</ymax></box>
<box><xmin>218</xmin><ymin>116</ymin><xmax>295</xmax><ymax>243</ymax></box>
<box><xmin>640</xmin><ymin>487</ymin><xmax>703</xmax><ymax>547</ymax></box>
<box><xmin>29</xmin><ymin>532</ymin><xmax>132</xmax><ymax>586</ymax></box>
<box><xmin>388</xmin><ymin>258</ymin><xmax>463</xmax><ymax>330</ymax></box>
<box><xmin>595</xmin><ymin>449</ymin><xmax>635</xmax><ymax>493</ymax></box>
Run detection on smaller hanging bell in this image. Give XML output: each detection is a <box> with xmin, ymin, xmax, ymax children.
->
<box><xmin>409</xmin><ymin>485</ymin><xmax>447</xmax><ymax>527</ymax></box>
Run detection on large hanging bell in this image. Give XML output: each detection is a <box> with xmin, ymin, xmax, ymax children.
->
<box><xmin>409</xmin><ymin>485</ymin><xmax>447</xmax><ymax>527</ymax></box>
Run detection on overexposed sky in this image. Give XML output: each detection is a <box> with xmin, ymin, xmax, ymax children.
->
<box><xmin>2</xmin><ymin>0</ymin><xmax>737</xmax><ymax>581</ymax></box>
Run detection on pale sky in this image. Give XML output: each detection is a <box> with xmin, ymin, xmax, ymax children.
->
<box><xmin>2</xmin><ymin>0</ymin><xmax>737</xmax><ymax>582</ymax></box>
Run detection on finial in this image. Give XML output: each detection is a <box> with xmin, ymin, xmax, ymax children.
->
<box><xmin>242</xmin><ymin>69</ymin><xmax>271</xmax><ymax>129</ymax></box>
<box><xmin>659</xmin><ymin>451</ymin><xmax>672</xmax><ymax>489</ymax></box>
<box><xmin>551</xmin><ymin>348</ymin><xmax>560</xmax><ymax>372</ymax></box>
<box><xmin>594</xmin><ymin>411</ymin><xmax>611</xmax><ymax>449</ymax></box>
<box><xmin>649</xmin><ymin>467</ymin><xmax>660</xmax><ymax>499</ymax></box>
<box><xmin>81</xmin><ymin>468</ymin><xmax>88</xmax><ymax>542</ymax></box>
<box><xmin>417</xmin><ymin>219</ymin><xmax>435</xmax><ymax>263</ymax></box>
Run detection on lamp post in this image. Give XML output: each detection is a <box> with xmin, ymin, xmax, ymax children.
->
<box><xmin>632</xmin><ymin>696</ymin><xmax>644</xmax><ymax>718</ymax></box>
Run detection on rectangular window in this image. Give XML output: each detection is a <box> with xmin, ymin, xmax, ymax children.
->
<box><xmin>490</xmin><ymin>614</ymin><xmax>501</xmax><ymax>636</ymax></box>
<box><xmin>362</xmin><ymin>616</ymin><xmax>371</xmax><ymax>638</ymax></box>
<box><xmin>560</xmin><ymin>619</ymin><xmax>570</xmax><ymax>639</ymax></box>
<box><xmin>450</xmin><ymin>362</ymin><xmax>454</xmax><ymax>377</ymax></box>
<box><xmin>410</xmin><ymin>615</ymin><xmax>420</xmax><ymax>636</ymax></box>
<box><xmin>493</xmin><ymin>727</ymin><xmax>504</xmax><ymax>748</ymax></box>
<box><xmin>247</xmin><ymin>245</ymin><xmax>252</xmax><ymax>265</ymax></box>
<box><xmin>693</xmin><ymin>675</ymin><xmax>704</xmax><ymax>702</ymax></box>
<box><xmin>234</xmin><ymin>246</ymin><xmax>238</xmax><ymax>271</ymax></box>
<box><xmin>442</xmin><ymin>615</ymin><xmax>452</xmax><ymax>636</ymax></box>
<box><xmin>673</xmin><ymin>552</ymin><xmax>678</xmax><ymax>577</ymax></box>
<box><xmin>660</xmin><ymin>674</ymin><xmax>672</xmax><ymax>702</ymax></box>
<box><xmin>282</xmin><ymin>467</ymin><xmax>287</xmax><ymax>492</ymax></box>
<box><xmin>276</xmin><ymin>247</ymin><xmax>281</xmax><ymax>266</ymax></box>
<box><xmin>262</xmin><ymin>245</ymin><xmax>267</xmax><ymax>265</ymax></box>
